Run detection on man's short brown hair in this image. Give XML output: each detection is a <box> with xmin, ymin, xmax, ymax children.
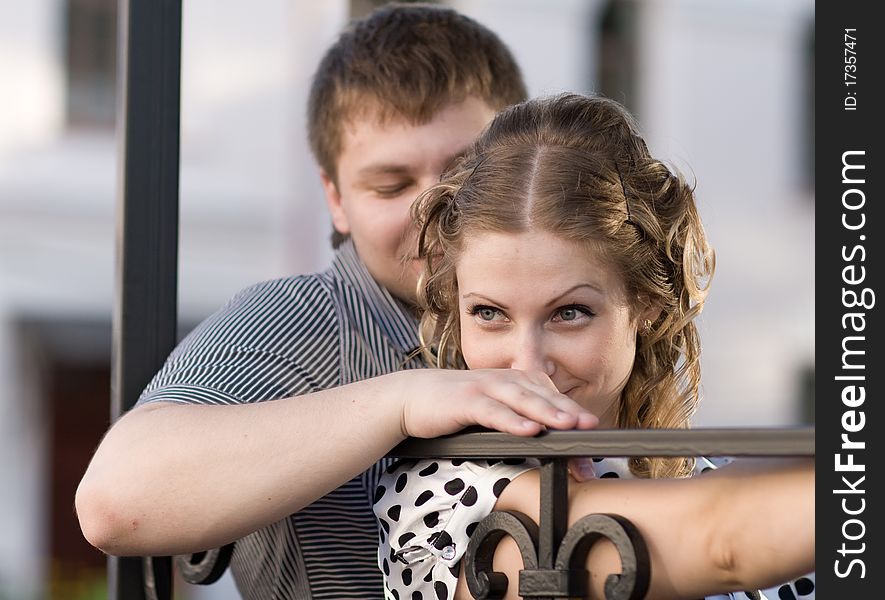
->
<box><xmin>307</xmin><ymin>2</ymin><xmax>528</xmax><ymax>183</ymax></box>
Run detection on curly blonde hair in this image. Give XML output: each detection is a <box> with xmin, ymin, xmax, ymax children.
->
<box><xmin>413</xmin><ymin>94</ymin><xmax>715</xmax><ymax>478</ymax></box>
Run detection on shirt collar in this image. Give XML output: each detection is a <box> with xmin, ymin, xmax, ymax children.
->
<box><xmin>330</xmin><ymin>239</ymin><xmax>421</xmax><ymax>356</ymax></box>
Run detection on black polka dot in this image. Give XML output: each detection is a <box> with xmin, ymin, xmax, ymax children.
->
<box><xmin>416</xmin><ymin>490</ymin><xmax>434</xmax><ymax>506</ymax></box>
<box><xmin>432</xmin><ymin>530</ymin><xmax>453</xmax><ymax>550</ymax></box>
<box><xmin>396</xmin><ymin>472</ymin><xmax>409</xmax><ymax>493</ymax></box>
<box><xmin>434</xmin><ymin>581</ymin><xmax>449</xmax><ymax>599</ymax></box>
<box><xmin>412</xmin><ymin>592</ymin><xmax>423</xmax><ymax>600</ymax></box>
<box><xmin>385</xmin><ymin>461</ymin><xmax>401</xmax><ymax>474</ymax></box>
<box><xmin>402</xmin><ymin>567</ymin><xmax>413</xmax><ymax>586</ymax></box>
<box><xmin>391</xmin><ymin>589</ymin><xmax>400</xmax><ymax>600</ymax></box>
<box><xmin>591</xmin><ymin>457</ymin><xmax>604</xmax><ymax>462</ymax></box>
<box><xmin>448</xmin><ymin>562</ymin><xmax>461</xmax><ymax>578</ymax></box>
<box><xmin>424</xmin><ymin>570</ymin><xmax>433</xmax><ymax>582</ymax></box>
<box><xmin>382</xmin><ymin>558</ymin><xmax>390</xmax><ymax>576</ymax></box>
<box><xmin>466</xmin><ymin>521</ymin><xmax>479</xmax><ymax>537</ymax></box>
<box><xmin>398</xmin><ymin>532</ymin><xmax>416</xmax><ymax>547</ymax></box>
<box><xmin>444</xmin><ymin>478</ymin><xmax>465</xmax><ymax>495</ymax></box>
<box><xmin>451</xmin><ymin>459</ymin><xmax>466</xmax><ymax>466</ymax></box>
<box><xmin>374</xmin><ymin>485</ymin><xmax>386</xmax><ymax>504</ymax></box>
<box><xmin>389</xmin><ymin>546</ymin><xmax>397</xmax><ymax>562</ymax></box>
<box><xmin>427</xmin><ymin>531</ymin><xmax>440</xmax><ymax>545</ymax></box>
<box><xmin>777</xmin><ymin>584</ymin><xmax>797</xmax><ymax>600</ymax></box>
<box><xmin>419</xmin><ymin>462</ymin><xmax>440</xmax><ymax>476</ymax></box>
<box><xmin>795</xmin><ymin>578</ymin><xmax>814</xmax><ymax>596</ymax></box>
<box><xmin>600</xmin><ymin>471</ymin><xmax>620</xmax><ymax>479</ymax></box>
<box><xmin>460</xmin><ymin>486</ymin><xmax>478</xmax><ymax>506</ymax></box>
<box><xmin>503</xmin><ymin>458</ymin><xmax>525</xmax><ymax>465</ymax></box>
<box><xmin>379</xmin><ymin>518</ymin><xmax>390</xmax><ymax>534</ymax></box>
<box><xmin>393</xmin><ymin>459</ymin><xmax>417</xmax><ymax>472</ymax></box>
<box><xmin>379</xmin><ymin>525</ymin><xmax>386</xmax><ymax>543</ymax></box>
<box><xmin>387</xmin><ymin>504</ymin><xmax>401</xmax><ymax>522</ymax></box>
<box><xmin>492</xmin><ymin>477</ymin><xmax>511</xmax><ymax>497</ymax></box>
<box><xmin>423</xmin><ymin>511</ymin><xmax>440</xmax><ymax>528</ymax></box>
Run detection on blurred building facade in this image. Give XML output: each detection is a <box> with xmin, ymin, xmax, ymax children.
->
<box><xmin>0</xmin><ymin>0</ymin><xmax>813</xmax><ymax>597</ymax></box>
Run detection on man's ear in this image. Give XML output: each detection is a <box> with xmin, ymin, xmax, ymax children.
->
<box><xmin>320</xmin><ymin>169</ymin><xmax>350</xmax><ymax>235</ymax></box>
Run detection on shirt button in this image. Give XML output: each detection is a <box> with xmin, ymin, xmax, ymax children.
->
<box><xmin>441</xmin><ymin>545</ymin><xmax>456</xmax><ymax>560</ymax></box>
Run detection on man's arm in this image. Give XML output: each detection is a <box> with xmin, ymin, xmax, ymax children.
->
<box><xmin>76</xmin><ymin>367</ymin><xmax>596</xmax><ymax>556</ymax></box>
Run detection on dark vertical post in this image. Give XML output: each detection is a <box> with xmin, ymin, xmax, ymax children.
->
<box><xmin>536</xmin><ymin>459</ymin><xmax>569</xmax><ymax>600</ymax></box>
<box><xmin>110</xmin><ymin>0</ymin><xmax>182</xmax><ymax>598</ymax></box>
<box><xmin>537</xmin><ymin>460</ymin><xmax>569</xmax><ymax>569</ymax></box>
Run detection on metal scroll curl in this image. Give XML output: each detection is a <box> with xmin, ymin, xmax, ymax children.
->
<box><xmin>555</xmin><ymin>513</ymin><xmax>650</xmax><ymax>600</ymax></box>
<box><xmin>174</xmin><ymin>543</ymin><xmax>235</xmax><ymax>585</ymax></box>
<box><xmin>463</xmin><ymin>510</ymin><xmax>650</xmax><ymax>600</ymax></box>
<box><xmin>464</xmin><ymin>510</ymin><xmax>540</xmax><ymax>599</ymax></box>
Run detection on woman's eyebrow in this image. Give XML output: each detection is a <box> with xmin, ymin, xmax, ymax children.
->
<box><xmin>543</xmin><ymin>283</ymin><xmax>605</xmax><ymax>307</ymax></box>
<box><xmin>461</xmin><ymin>292</ymin><xmax>508</xmax><ymax>310</ymax></box>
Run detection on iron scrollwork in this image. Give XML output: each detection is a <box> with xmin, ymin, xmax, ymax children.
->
<box><xmin>462</xmin><ymin>459</ymin><xmax>650</xmax><ymax>600</ymax></box>
<box><xmin>174</xmin><ymin>543</ymin><xmax>235</xmax><ymax>585</ymax></box>
<box><xmin>141</xmin><ymin>556</ymin><xmax>172</xmax><ymax>600</ymax></box>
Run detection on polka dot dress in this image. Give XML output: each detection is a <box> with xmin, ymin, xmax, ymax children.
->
<box><xmin>373</xmin><ymin>456</ymin><xmax>815</xmax><ymax>600</ymax></box>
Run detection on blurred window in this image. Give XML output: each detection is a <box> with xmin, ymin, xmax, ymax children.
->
<box><xmin>597</xmin><ymin>0</ymin><xmax>638</xmax><ymax>115</ymax></box>
<box><xmin>350</xmin><ymin>0</ymin><xmax>434</xmax><ymax>19</ymax></box>
<box><xmin>65</xmin><ymin>0</ymin><xmax>117</xmax><ymax>129</ymax></box>
<box><xmin>802</xmin><ymin>20</ymin><xmax>814</xmax><ymax>190</ymax></box>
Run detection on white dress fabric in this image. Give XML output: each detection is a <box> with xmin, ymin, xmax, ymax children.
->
<box><xmin>374</xmin><ymin>456</ymin><xmax>815</xmax><ymax>600</ymax></box>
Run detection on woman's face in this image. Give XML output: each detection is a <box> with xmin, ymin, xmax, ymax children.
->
<box><xmin>456</xmin><ymin>229</ymin><xmax>641</xmax><ymax>428</ymax></box>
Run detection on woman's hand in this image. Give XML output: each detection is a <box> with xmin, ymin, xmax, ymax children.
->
<box><xmin>392</xmin><ymin>368</ymin><xmax>598</xmax><ymax>439</ymax></box>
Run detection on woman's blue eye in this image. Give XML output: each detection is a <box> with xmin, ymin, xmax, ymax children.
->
<box><xmin>559</xmin><ymin>308</ymin><xmax>578</xmax><ymax>321</ymax></box>
<box><xmin>477</xmin><ymin>307</ymin><xmax>498</xmax><ymax>321</ymax></box>
<box><xmin>554</xmin><ymin>305</ymin><xmax>593</xmax><ymax>322</ymax></box>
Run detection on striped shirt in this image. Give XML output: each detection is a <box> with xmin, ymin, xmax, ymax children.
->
<box><xmin>138</xmin><ymin>239</ymin><xmax>424</xmax><ymax>599</ymax></box>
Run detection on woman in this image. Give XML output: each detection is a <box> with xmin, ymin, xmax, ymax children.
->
<box><xmin>373</xmin><ymin>94</ymin><xmax>814</xmax><ymax>599</ymax></box>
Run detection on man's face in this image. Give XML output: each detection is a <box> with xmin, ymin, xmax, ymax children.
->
<box><xmin>322</xmin><ymin>96</ymin><xmax>497</xmax><ymax>303</ymax></box>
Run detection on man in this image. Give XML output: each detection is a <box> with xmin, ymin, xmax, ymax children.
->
<box><xmin>76</xmin><ymin>5</ymin><xmax>596</xmax><ymax>598</ymax></box>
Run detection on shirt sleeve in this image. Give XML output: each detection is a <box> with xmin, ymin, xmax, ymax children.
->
<box><xmin>137</xmin><ymin>276</ymin><xmax>341</xmax><ymax>407</ymax></box>
<box><xmin>374</xmin><ymin>458</ymin><xmax>539</xmax><ymax>600</ymax></box>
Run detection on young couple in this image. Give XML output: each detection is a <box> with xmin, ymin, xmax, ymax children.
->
<box><xmin>76</xmin><ymin>4</ymin><xmax>814</xmax><ymax>599</ymax></box>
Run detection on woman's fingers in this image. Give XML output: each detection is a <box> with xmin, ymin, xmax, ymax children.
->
<box><xmin>474</xmin><ymin>375</ymin><xmax>593</xmax><ymax>431</ymax></box>
<box><xmin>399</xmin><ymin>368</ymin><xmax>598</xmax><ymax>438</ymax></box>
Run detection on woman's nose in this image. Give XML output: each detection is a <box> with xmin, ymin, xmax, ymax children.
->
<box><xmin>509</xmin><ymin>332</ymin><xmax>555</xmax><ymax>376</ymax></box>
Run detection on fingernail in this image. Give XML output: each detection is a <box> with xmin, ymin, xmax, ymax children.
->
<box><xmin>568</xmin><ymin>458</ymin><xmax>598</xmax><ymax>482</ymax></box>
<box><xmin>579</xmin><ymin>413</ymin><xmax>599</xmax><ymax>428</ymax></box>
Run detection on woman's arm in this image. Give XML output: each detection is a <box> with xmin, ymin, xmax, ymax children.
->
<box><xmin>456</xmin><ymin>458</ymin><xmax>813</xmax><ymax>600</ymax></box>
<box><xmin>76</xmin><ymin>368</ymin><xmax>594</xmax><ymax>556</ymax></box>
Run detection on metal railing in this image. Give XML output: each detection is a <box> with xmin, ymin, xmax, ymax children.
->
<box><xmin>167</xmin><ymin>428</ymin><xmax>814</xmax><ymax>600</ymax></box>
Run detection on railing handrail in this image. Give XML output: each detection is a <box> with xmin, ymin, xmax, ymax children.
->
<box><xmin>390</xmin><ymin>426</ymin><xmax>815</xmax><ymax>459</ymax></box>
